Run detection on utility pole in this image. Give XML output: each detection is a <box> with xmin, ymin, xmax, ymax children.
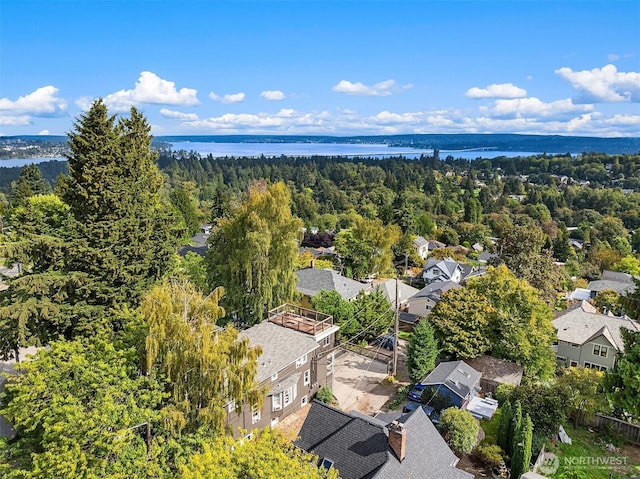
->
<box><xmin>392</xmin><ymin>278</ymin><xmax>399</xmax><ymax>376</ymax></box>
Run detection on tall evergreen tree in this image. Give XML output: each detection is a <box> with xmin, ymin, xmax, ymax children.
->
<box><xmin>407</xmin><ymin>319</ymin><xmax>439</xmax><ymax>383</ymax></box>
<box><xmin>0</xmin><ymin>100</ymin><xmax>180</xmax><ymax>359</ymax></box>
<box><xmin>11</xmin><ymin>164</ymin><xmax>50</xmax><ymax>207</ymax></box>
<box><xmin>170</xmin><ymin>183</ymin><xmax>200</xmax><ymax>237</ymax></box>
<box><xmin>206</xmin><ymin>181</ymin><xmax>302</xmax><ymax>324</ymax></box>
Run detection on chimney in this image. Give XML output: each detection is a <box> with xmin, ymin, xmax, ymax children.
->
<box><xmin>388</xmin><ymin>421</ymin><xmax>406</xmax><ymax>462</ymax></box>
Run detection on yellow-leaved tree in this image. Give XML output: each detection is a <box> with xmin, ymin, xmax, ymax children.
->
<box><xmin>143</xmin><ymin>280</ymin><xmax>265</xmax><ymax>435</ymax></box>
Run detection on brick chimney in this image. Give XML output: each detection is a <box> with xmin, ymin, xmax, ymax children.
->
<box><xmin>388</xmin><ymin>421</ymin><xmax>406</xmax><ymax>462</ymax></box>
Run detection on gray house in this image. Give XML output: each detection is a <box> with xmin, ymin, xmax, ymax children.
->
<box><xmin>407</xmin><ymin>280</ymin><xmax>462</xmax><ymax>317</ymax></box>
<box><xmin>375</xmin><ymin>279</ymin><xmax>419</xmax><ymax>311</ymax></box>
<box><xmin>296</xmin><ymin>267</ymin><xmax>371</xmax><ymax>308</ymax></box>
<box><xmin>422</xmin><ymin>257</ymin><xmax>464</xmax><ymax>284</ymax></box>
<box><xmin>415</xmin><ymin>360</ymin><xmax>482</xmax><ymax>410</ymax></box>
<box><xmin>553</xmin><ymin>300</ymin><xmax>640</xmax><ymax>371</ymax></box>
<box><xmin>295</xmin><ymin>400</ymin><xmax>473</xmax><ymax>479</ymax></box>
<box><xmin>587</xmin><ymin>270</ymin><xmax>637</xmax><ymax>298</ymax></box>
<box><xmin>228</xmin><ymin>304</ymin><xmax>339</xmax><ymax>434</ymax></box>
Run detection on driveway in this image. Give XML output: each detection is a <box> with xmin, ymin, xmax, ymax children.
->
<box><xmin>331</xmin><ymin>339</ymin><xmax>409</xmax><ymax>414</ymax></box>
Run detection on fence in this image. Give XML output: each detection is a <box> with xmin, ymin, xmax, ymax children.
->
<box><xmin>585</xmin><ymin>413</ymin><xmax>640</xmax><ymax>444</ymax></box>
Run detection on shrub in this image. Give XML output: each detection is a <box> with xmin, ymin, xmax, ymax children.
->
<box><xmin>474</xmin><ymin>439</ymin><xmax>504</xmax><ymax>468</ymax></box>
<box><xmin>315</xmin><ymin>386</ymin><xmax>333</xmax><ymax>404</ymax></box>
<box><xmin>439</xmin><ymin>407</ymin><xmax>479</xmax><ymax>454</ymax></box>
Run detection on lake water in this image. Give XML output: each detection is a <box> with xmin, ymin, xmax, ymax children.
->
<box><xmin>168</xmin><ymin>141</ymin><xmax>545</xmax><ymax>160</ymax></box>
<box><xmin>1</xmin><ymin>143</ymin><xmax>547</xmax><ymax>168</ymax></box>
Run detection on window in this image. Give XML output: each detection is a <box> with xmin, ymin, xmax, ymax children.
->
<box><xmin>271</xmin><ymin>372</ymin><xmax>278</xmax><ymax>382</ymax></box>
<box><xmin>270</xmin><ymin>417</ymin><xmax>279</xmax><ymax>427</ymax></box>
<box><xmin>320</xmin><ymin>458</ymin><xmax>334</xmax><ymax>471</ymax></box>
<box><xmin>283</xmin><ymin>384</ymin><xmax>297</xmax><ymax>407</ymax></box>
<box><xmin>301</xmin><ymin>395</ymin><xmax>308</xmax><ymax>407</ymax></box>
<box><xmin>251</xmin><ymin>405</ymin><xmax>261</xmax><ymax>424</ymax></box>
<box><xmin>593</xmin><ymin>344</ymin><xmax>608</xmax><ymax>358</ymax></box>
<box><xmin>570</xmin><ymin>360</ymin><xmax>578</xmax><ymax>367</ymax></box>
<box><xmin>304</xmin><ymin>369</ymin><xmax>310</xmax><ymax>386</ymax></box>
<box><xmin>556</xmin><ymin>356</ymin><xmax>566</xmax><ymax>362</ymax></box>
<box><xmin>327</xmin><ymin>353</ymin><xmax>334</xmax><ymax>374</ymax></box>
<box><xmin>322</xmin><ymin>336</ymin><xmax>330</xmax><ymax>347</ymax></box>
<box><xmin>584</xmin><ymin>362</ymin><xmax>608</xmax><ymax>372</ymax></box>
<box><xmin>296</xmin><ymin>354</ymin><xmax>308</xmax><ymax>368</ymax></box>
<box><xmin>570</xmin><ymin>343</ymin><xmax>580</xmax><ymax>348</ymax></box>
<box><xmin>272</xmin><ymin>393</ymin><xmax>282</xmax><ymax>411</ymax></box>
<box><xmin>227</xmin><ymin>401</ymin><xmax>236</xmax><ymax>413</ymax></box>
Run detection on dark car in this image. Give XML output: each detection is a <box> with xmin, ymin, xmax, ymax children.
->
<box><xmin>371</xmin><ymin>335</ymin><xmax>395</xmax><ymax>351</ymax></box>
<box><xmin>407</xmin><ymin>383</ymin><xmax>426</xmax><ymax>402</ymax></box>
<box><xmin>402</xmin><ymin>401</ymin><xmax>440</xmax><ymax>425</ymax></box>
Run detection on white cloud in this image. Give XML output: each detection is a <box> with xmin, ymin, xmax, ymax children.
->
<box><xmin>209</xmin><ymin>91</ymin><xmax>246</xmax><ymax>104</ymax></box>
<box><xmin>160</xmin><ymin>108</ymin><xmax>199</xmax><ymax>121</ymax></box>
<box><xmin>556</xmin><ymin>64</ymin><xmax>640</xmax><ymax>103</ymax></box>
<box><xmin>0</xmin><ymin>86</ymin><xmax>67</xmax><ymax>116</ymax></box>
<box><xmin>0</xmin><ymin>115</ymin><xmax>31</xmax><ymax>126</ymax></box>
<box><xmin>608</xmin><ymin>54</ymin><xmax>620</xmax><ymax>61</ymax></box>
<box><xmin>491</xmin><ymin>97</ymin><xmax>593</xmax><ymax>118</ymax></box>
<box><xmin>75</xmin><ymin>96</ymin><xmax>94</xmax><ymax>111</ymax></box>
<box><xmin>465</xmin><ymin>83</ymin><xmax>527</xmax><ymax>99</ymax></box>
<box><xmin>38</xmin><ymin>129</ymin><xmax>50</xmax><ymax>135</ymax></box>
<box><xmin>332</xmin><ymin>79</ymin><xmax>409</xmax><ymax>96</ymax></box>
<box><xmin>261</xmin><ymin>90</ymin><xmax>285</xmax><ymax>100</ymax></box>
<box><xmin>104</xmin><ymin>71</ymin><xmax>199</xmax><ymax>111</ymax></box>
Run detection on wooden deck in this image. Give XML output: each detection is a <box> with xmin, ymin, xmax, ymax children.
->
<box><xmin>267</xmin><ymin>304</ymin><xmax>334</xmax><ymax>336</ymax></box>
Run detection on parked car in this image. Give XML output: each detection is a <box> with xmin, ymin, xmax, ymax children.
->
<box><xmin>371</xmin><ymin>334</ymin><xmax>395</xmax><ymax>351</ymax></box>
<box><xmin>407</xmin><ymin>383</ymin><xmax>426</xmax><ymax>402</ymax></box>
<box><xmin>402</xmin><ymin>401</ymin><xmax>440</xmax><ymax>425</ymax></box>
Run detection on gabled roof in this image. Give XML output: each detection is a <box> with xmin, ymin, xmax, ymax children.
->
<box><xmin>421</xmin><ymin>360</ymin><xmax>482</xmax><ymax>400</ymax></box>
<box><xmin>295</xmin><ymin>401</ymin><xmax>472</xmax><ymax>479</ymax></box>
<box><xmin>240</xmin><ymin>321</ymin><xmax>319</xmax><ymax>382</ymax></box>
<box><xmin>412</xmin><ymin>280</ymin><xmax>462</xmax><ymax>301</ymax></box>
<box><xmin>376</xmin><ymin>279</ymin><xmax>419</xmax><ymax>308</ymax></box>
<box><xmin>464</xmin><ymin>356</ymin><xmax>523</xmax><ymax>386</ymax></box>
<box><xmin>428</xmin><ymin>240</ymin><xmax>446</xmax><ymax>250</ymax></box>
<box><xmin>587</xmin><ymin>279</ymin><xmax>636</xmax><ymax>295</ymax></box>
<box><xmin>413</xmin><ymin>236</ymin><xmax>429</xmax><ymax>248</ymax></box>
<box><xmin>553</xmin><ymin>300</ymin><xmax>640</xmax><ymax>351</ymax></box>
<box><xmin>296</xmin><ymin>268</ymin><xmax>370</xmax><ymax>301</ymax></box>
<box><xmin>602</xmin><ymin>270</ymin><xmax>636</xmax><ymax>284</ymax></box>
<box><xmin>423</xmin><ymin>257</ymin><xmax>462</xmax><ymax>278</ymax></box>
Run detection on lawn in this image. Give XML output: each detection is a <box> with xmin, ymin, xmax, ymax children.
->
<box><xmin>481</xmin><ymin>409</ymin><xmax>501</xmax><ymax>443</ymax></box>
<box><xmin>546</xmin><ymin>423</ymin><xmax>640</xmax><ymax>479</ymax></box>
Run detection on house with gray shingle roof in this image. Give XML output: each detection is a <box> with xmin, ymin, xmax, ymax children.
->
<box><xmin>416</xmin><ymin>360</ymin><xmax>482</xmax><ymax>410</ymax></box>
<box><xmin>375</xmin><ymin>279</ymin><xmax>419</xmax><ymax>311</ymax></box>
<box><xmin>296</xmin><ymin>267</ymin><xmax>371</xmax><ymax>308</ymax></box>
<box><xmin>587</xmin><ymin>270</ymin><xmax>637</xmax><ymax>297</ymax></box>
<box><xmin>413</xmin><ymin>236</ymin><xmax>430</xmax><ymax>259</ymax></box>
<box><xmin>228</xmin><ymin>305</ymin><xmax>339</xmax><ymax>435</ymax></box>
<box><xmin>407</xmin><ymin>280</ymin><xmax>462</xmax><ymax>317</ymax></box>
<box><xmin>422</xmin><ymin>257</ymin><xmax>463</xmax><ymax>284</ymax></box>
<box><xmin>553</xmin><ymin>300</ymin><xmax>640</xmax><ymax>370</ymax></box>
<box><xmin>295</xmin><ymin>400</ymin><xmax>473</xmax><ymax>479</ymax></box>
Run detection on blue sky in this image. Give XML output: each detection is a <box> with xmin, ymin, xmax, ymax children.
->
<box><xmin>0</xmin><ymin>0</ymin><xmax>638</xmax><ymax>137</ymax></box>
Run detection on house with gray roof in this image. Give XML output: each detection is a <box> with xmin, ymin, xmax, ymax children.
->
<box><xmin>413</xmin><ymin>360</ymin><xmax>482</xmax><ymax>410</ymax></box>
<box><xmin>295</xmin><ymin>400</ymin><xmax>473</xmax><ymax>479</ymax></box>
<box><xmin>375</xmin><ymin>279</ymin><xmax>419</xmax><ymax>311</ymax></box>
<box><xmin>413</xmin><ymin>236</ymin><xmax>430</xmax><ymax>259</ymax></box>
<box><xmin>228</xmin><ymin>304</ymin><xmax>339</xmax><ymax>434</ymax></box>
<box><xmin>296</xmin><ymin>267</ymin><xmax>371</xmax><ymax>308</ymax></box>
<box><xmin>422</xmin><ymin>257</ymin><xmax>463</xmax><ymax>284</ymax></box>
<box><xmin>587</xmin><ymin>270</ymin><xmax>637</xmax><ymax>297</ymax></box>
<box><xmin>553</xmin><ymin>300</ymin><xmax>640</xmax><ymax>370</ymax></box>
<box><xmin>407</xmin><ymin>280</ymin><xmax>462</xmax><ymax>317</ymax></box>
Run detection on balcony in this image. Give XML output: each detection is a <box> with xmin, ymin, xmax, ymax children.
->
<box><xmin>267</xmin><ymin>304</ymin><xmax>334</xmax><ymax>336</ymax></box>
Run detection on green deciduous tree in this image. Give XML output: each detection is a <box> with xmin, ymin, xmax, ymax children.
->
<box><xmin>407</xmin><ymin>319</ymin><xmax>438</xmax><ymax>383</ymax></box>
<box><xmin>604</xmin><ymin>328</ymin><xmax>640</xmax><ymax>420</ymax></box>
<box><xmin>439</xmin><ymin>407</ymin><xmax>479</xmax><ymax>454</ymax></box>
<box><xmin>311</xmin><ymin>289</ymin><xmax>355</xmax><ymax>324</ymax></box>
<box><xmin>143</xmin><ymin>281</ymin><xmax>265</xmax><ymax>435</ymax></box>
<box><xmin>0</xmin><ymin>339</ymin><xmax>166</xmax><ymax>479</ymax></box>
<box><xmin>428</xmin><ymin>288</ymin><xmax>494</xmax><ymax>359</ymax></box>
<box><xmin>557</xmin><ymin>366</ymin><xmax>608</xmax><ymax>426</ymax></box>
<box><xmin>178</xmin><ymin>428</ymin><xmax>339</xmax><ymax>479</ymax></box>
<box><xmin>339</xmin><ymin>290</ymin><xmax>394</xmax><ymax>342</ymax></box>
<box><xmin>334</xmin><ymin>216</ymin><xmax>400</xmax><ymax>280</ymax></box>
<box><xmin>207</xmin><ymin>181</ymin><xmax>302</xmax><ymax>324</ymax></box>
